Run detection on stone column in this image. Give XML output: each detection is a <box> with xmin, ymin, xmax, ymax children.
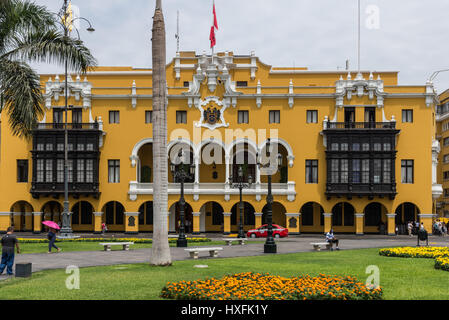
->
<box><xmin>386</xmin><ymin>213</ymin><xmax>396</xmax><ymax>236</ymax></box>
<box><xmin>223</xmin><ymin>212</ymin><xmax>232</xmax><ymax>235</ymax></box>
<box><xmin>124</xmin><ymin>212</ymin><xmax>139</xmax><ymax>234</ymax></box>
<box><xmin>355</xmin><ymin>213</ymin><xmax>364</xmax><ymax>235</ymax></box>
<box><xmin>192</xmin><ymin>212</ymin><xmax>201</xmax><ymax>235</ymax></box>
<box><xmin>33</xmin><ymin>212</ymin><xmax>42</xmax><ymax>234</ymax></box>
<box><xmin>93</xmin><ymin>212</ymin><xmax>103</xmax><ymax>234</ymax></box>
<box><xmin>25</xmin><ymin>212</ymin><xmax>33</xmax><ymax>232</ymax></box>
<box><xmin>254</xmin><ymin>212</ymin><xmax>263</xmax><ymax>228</ymax></box>
<box><xmin>419</xmin><ymin>214</ymin><xmax>435</xmax><ymax>233</ymax></box>
<box><xmin>323</xmin><ymin>213</ymin><xmax>332</xmax><ymax>234</ymax></box>
<box><xmin>285</xmin><ymin>213</ymin><xmax>300</xmax><ymax>235</ymax></box>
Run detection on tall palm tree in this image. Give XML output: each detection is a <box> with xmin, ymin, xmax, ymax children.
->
<box><xmin>0</xmin><ymin>0</ymin><xmax>96</xmax><ymax>138</ymax></box>
<box><xmin>150</xmin><ymin>0</ymin><xmax>171</xmax><ymax>266</ymax></box>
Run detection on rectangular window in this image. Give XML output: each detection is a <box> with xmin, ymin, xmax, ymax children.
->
<box><xmin>57</xmin><ymin>159</ymin><xmax>64</xmax><ymax>183</ymax></box>
<box><xmin>383</xmin><ymin>159</ymin><xmax>391</xmax><ymax>183</ymax></box>
<box><xmin>67</xmin><ymin>159</ymin><xmax>73</xmax><ymax>183</ymax></box>
<box><xmin>373</xmin><ymin>159</ymin><xmax>382</xmax><ymax>184</ymax></box>
<box><xmin>108</xmin><ymin>160</ymin><xmax>120</xmax><ymax>183</ymax></box>
<box><xmin>238</xmin><ymin>111</ymin><xmax>249</xmax><ymax>124</ymax></box>
<box><xmin>77</xmin><ymin>159</ymin><xmax>85</xmax><ymax>183</ymax></box>
<box><xmin>269</xmin><ymin>110</ymin><xmax>280</xmax><ymax>124</ymax></box>
<box><xmin>445</xmin><ymin>138</ymin><xmax>449</xmax><ymax>147</ymax></box>
<box><xmin>444</xmin><ymin>171</ymin><xmax>449</xmax><ymax>181</ymax></box>
<box><xmin>53</xmin><ymin>109</ymin><xmax>64</xmax><ymax>128</ymax></box>
<box><xmin>86</xmin><ymin>159</ymin><xmax>94</xmax><ymax>183</ymax></box>
<box><xmin>236</xmin><ymin>81</ymin><xmax>248</xmax><ymax>87</ymax></box>
<box><xmin>401</xmin><ymin>160</ymin><xmax>414</xmax><ymax>184</ymax></box>
<box><xmin>145</xmin><ymin>111</ymin><xmax>153</xmax><ymax>124</ymax></box>
<box><xmin>402</xmin><ymin>109</ymin><xmax>413</xmax><ymax>123</ymax></box>
<box><xmin>36</xmin><ymin>159</ymin><xmax>44</xmax><ymax>183</ymax></box>
<box><xmin>445</xmin><ymin>189</ymin><xmax>449</xmax><ymax>198</ymax></box>
<box><xmin>45</xmin><ymin>159</ymin><xmax>53</xmax><ymax>183</ymax></box>
<box><xmin>72</xmin><ymin>108</ymin><xmax>82</xmax><ymax>128</ymax></box>
<box><xmin>352</xmin><ymin>159</ymin><xmax>361</xmax><ymax>184</ymax></box>
<box><xmin>305</xmin><ymin>160</ymin><xmax>318</xmax><ymax>184</ymax></box>
<box><xmin>306</xmin><ymin>110</ymin><xmax>318</xmax><ymax>123</ymax></box>
<box><xmin>341</xmin><ymin>159</ymin><xmax>348</xmax><ymax>183</ymax></box>
<box><xmin>176</xmin><ymin>111</ymin><xmax>187</xmax><ymax>124</ymax></box>
<box><xmin>109</xmin><ymin>111</ymin><xmax>120</xmax><ymax>124</ymax></box>
<box><xmin>17</xmin><ymin>160</ymin><xmax>28</xmax><ymax>183</ymax></box>
<box><xmin>362</xmin><ymin>159</ymin><xmax>370</xmax><ymax>183</ymax></box>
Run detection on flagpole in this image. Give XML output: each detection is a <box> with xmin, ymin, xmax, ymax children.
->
<box><xmin>211</xmin><ymin>0</ymin><xmax>215</xmax><ymax>64</ymax></box>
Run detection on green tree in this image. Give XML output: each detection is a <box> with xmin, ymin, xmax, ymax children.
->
<box><xmin>0</xmin><ymin>0</ymin><xmax>96</xmax><ymax>137</ymax></box>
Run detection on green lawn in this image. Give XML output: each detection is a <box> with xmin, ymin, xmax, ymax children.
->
<box><xmin>0</xmin><ymin>248</ymin><xmax>447</xmax><ymax>300</ymax></box>
<box><xmin>16</xmin><ymin>241</ymin><xmax>231</xmax><ymax>254</ymax></box>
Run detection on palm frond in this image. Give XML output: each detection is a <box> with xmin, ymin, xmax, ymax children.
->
<box><xmin>3</xmin><ymin>29</ymin><xmax>97</xmax><ymax>73</ymax></box>
<box><xmin>0</xmin><ymin>59</ymin><xmax>44</xmax><ymax>138</ymax></box>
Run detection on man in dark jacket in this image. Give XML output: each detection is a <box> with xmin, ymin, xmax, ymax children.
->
<box><xmin>0</xmin><ymin>227</ymin><xmax>20</xmax><ymax>276</ymax></box>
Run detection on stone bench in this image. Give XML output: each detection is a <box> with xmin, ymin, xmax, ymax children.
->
<box><xmin>310</xmin><ymin>242</ymin><xmax>331</xmax><ymax>251</ymax></box>
<box><xmin>184</xmin><ymin>247</ymin><xmax>223</xmax><ymax>259</ymax></box>
<box><xmin>99</xmin><ymin>242</ymin><xmax>134</xmax><ymax>252</ymax></box>
<box><xmin>222</xmin><ymin>238</ymin><xmax>247</xmax><ymax>246</ymax></box>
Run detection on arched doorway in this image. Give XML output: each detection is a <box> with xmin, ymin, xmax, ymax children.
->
<box><xmin>71</xmin><ymin>201</ymin><xmax>94</xmax><ymax>232</ymax></box>
<box><xmin>10</xmin><ymin>201</ymin><xmax>34</xmax><ymax>232</ymax></box>
<box><xmin>364</xmin><ymin>202</ymin><xmax>388</xmax><ymax>234</ymax></box>
<box><xmin>138</xmin><ymin>201</ymin><xmax>153</xmax><ymax>232</ymax></box>
<box><xmin>331</xmin><ymin>202</ymin><xmax>355</xmax><ymax>233</ymax></box>
<box><xmin>231</xmin><ymin>201</ymin><xmax>256</xmax><ymax>232</ymax></box>
<box><xmin>41</xmin><ymin>201</ymin><xmax>63</xmax><ymax>232</ymax></box>
<box><xmin>102</xmin><ymin>201</ymin><xmax>126</xmax><ymax>232</ymax></box>
<box><xmin>137</xmin><ymin>143</ymin><xmax>153</xmax><ymax>183</ymax></box>
<box><xmin>395</xmin><ymin>203</ymin><xmax>420</xmax><ymax>235</ymax></box>
<box><xmin>169</xmin><ymin>202</ymin><xmax>193</xmax><ymax>234</ymax></box>
<box><xmin>230</xmin><ymin>143</ymin><xmax>257</xmax><ymax>184</ymax></box>
<box><xmin>199</xmin><ymin>142</ymin><xmax>226</xmax><ymax>183</ymax></box>
<box><xmin>200</xmin><ymin>201</ymin><xmax>224</xmax><ymax>233</ymax></box>
<box><xmin>262</xmin><ymin>202</ymin><xmax>287</xmax><ymax>228</ymax></box>
<box><xmin>300</xmin><ymin>202</ymin><xmax>324</xmax><ymax>233</ymax></box>
<box><xmin>260</xmin><ymin>143</ymin><xmax>289</xmax><ymax>184</ymax></box>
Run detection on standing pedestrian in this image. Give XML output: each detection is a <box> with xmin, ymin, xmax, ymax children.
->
<box><xmin>407</xmin><ymin>221</ymin><xmax>413</xmax><ymax>237</ymax></box>
<box><xmin>47</xmin><ymin>228</ymin><xmax>61</xmax><ymax>254</ymax></box>
<box><xmin>101</xmin><ymin>222</ymin><xmax>107</xmax><ymax>235</ymax></box>
<box><xmin>0</xmin><ymin>227</ymin><xmax>20</xmax><ymax>276</ymax></box>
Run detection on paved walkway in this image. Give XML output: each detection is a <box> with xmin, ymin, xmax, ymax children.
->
<box><xmin>4</xmin><ymin>234</ymin><xmax>448</xmax><ymax>278</ymax></box>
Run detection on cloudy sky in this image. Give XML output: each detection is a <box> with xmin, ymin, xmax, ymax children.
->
<box><xmin>32</xmin><ymin>0</ymin><xmax>449</xmax><ymax>93</ymax></box>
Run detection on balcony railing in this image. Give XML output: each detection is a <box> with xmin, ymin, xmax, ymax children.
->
<box><xmin>35</xmin><ymin>122</ymin><xmax>100</xmax><ymax>130</ymax></box>
<box><xmin>324</xmin><ymin>122</ymin><xmax>396</xmax><ymax>130</ymax></box>
<box><xmin>128</xmin><ymin>181</ymin><xmax>297</xmax><ymax>202</ymax></box>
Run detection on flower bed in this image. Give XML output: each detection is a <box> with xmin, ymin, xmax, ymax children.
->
<box><xmin>17</xmin><ymin>237</ymin><xmax>211</xmax><ymax>244</ymax></box>
<box><xmin>379</xmin><ymin>247</ymin><xmax>449</xmax><ymax>272</ymax></box>
<box><xmin>161</xmin><ymin>272</ymin><xmax>383</xmax><ymax>300</ymax></box>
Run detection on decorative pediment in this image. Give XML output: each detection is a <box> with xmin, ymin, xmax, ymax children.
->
<box><xmin>335</xmin><ymin>72</ymin><xmax>386</xmax><ymax>108</ymax></box>
<box><xmin>44</xmin><ymin>75</ymin><xmax>92</xmax><ymax>109</ymax></box>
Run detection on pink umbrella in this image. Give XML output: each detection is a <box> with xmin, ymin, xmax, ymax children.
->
<box><xmin>42</xmin><ymin>220</ymin><xmax>61</xmax><ymax>230</ymax></box>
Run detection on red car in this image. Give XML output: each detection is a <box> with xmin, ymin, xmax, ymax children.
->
<box><xmin>247</xmin><ymin>224</ymin><xmax>289</xmax><ymax>239</ymax></box>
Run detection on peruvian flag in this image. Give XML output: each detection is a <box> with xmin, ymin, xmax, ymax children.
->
<box><xmin>210</xmin><ymin>1</ymin><xmax>218</xmax><ymax>48</ymax></box>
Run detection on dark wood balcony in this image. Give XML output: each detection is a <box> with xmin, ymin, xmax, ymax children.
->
<box><xmin>324</xmin><ymin>121</ymin><xmax>396</xmax><ymax>130</ymax></box>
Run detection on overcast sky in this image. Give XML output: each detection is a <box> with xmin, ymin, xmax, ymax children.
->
<box><xmin>32</xmin><ymin>0</ymin><xmax>449</xmax><ymax>93</ymax></box>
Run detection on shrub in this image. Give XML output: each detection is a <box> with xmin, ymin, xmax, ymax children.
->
<box><xmin>379</xmin><ymin>247</ymin><xmax>449</xmax><ymax>272</ymax></box>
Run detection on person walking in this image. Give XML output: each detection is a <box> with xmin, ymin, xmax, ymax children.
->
<box><xmin>407</xmin><ymin>221</ymin><xmax>413</xmax><ymax>237</ymax></box>
<box><xmin>101</xmin><ymin>222</ymin><xmax>107</xmax><ymax>235</ymax></box>
<box><xmin>47</xmin><ymin>228</ymin><xmax>61</xmax><ymax>254</ymax></box>
<box><xmin>0</xmin><ymin>227</ymin><xmax>20</xmax><ymax>276</ymax></box>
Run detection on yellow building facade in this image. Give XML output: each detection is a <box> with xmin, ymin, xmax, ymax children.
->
<box><xmin>436</xmin><ymin>90</ymin><xmax>449</xmax><ymax>218</ymax></box>
<box><xmin>0</xmin><ymin>51</ymin><xmax>440</xmax><ymax>235</ymax></box>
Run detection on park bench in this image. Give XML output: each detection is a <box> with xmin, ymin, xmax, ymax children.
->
<box><xmin>184</xmin><ymin>247</ymin><xmax>223</xmax><ymax>259</ymax></box>
<box><xmin>222</xmin><ymin>238</ymin><xmax>247</xmax><ymax>246</ymax></box>
<box><xmin>99</xmin><ymin>242</ymin><xmax>134</xmax><ymax>252</ymax></box>
<box><xmin>310</xmin><ymin>242</ymin><xmax>331</xmax><ymax>251</ymax></box>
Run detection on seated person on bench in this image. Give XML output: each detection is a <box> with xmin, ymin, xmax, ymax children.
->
<box><xmin>325</xmin><ymin>229</ymin><xmax>340</xmax><ymax>251</ymax></box>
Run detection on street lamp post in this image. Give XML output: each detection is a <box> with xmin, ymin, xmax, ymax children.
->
<box><xmin>170</xmin><ymin>150</ymin><xmax>195</xmax><ymax>247</ymax></box>
<box><xmin>257</xmin><ymin>139</ymin><xmax>283</xmax><ymax>254</ymax></box>
<box><xmin>229</xmin><ymin>166</ymin><xmax>253</xmax><ymax>238</ymax></box>
<box><xmin>58</xmin><ymin>0</ymin><xmax>94</xmax><ymax>238</ymax></box>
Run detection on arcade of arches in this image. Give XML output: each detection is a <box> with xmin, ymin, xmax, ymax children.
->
<box><xmin>7</xmin><ymin>199</ymin><xmax>422</xmax><ymax>235</ymax></box>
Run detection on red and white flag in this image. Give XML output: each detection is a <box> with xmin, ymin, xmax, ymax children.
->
<box><xmin>210</xmin><ymin>1</ymin><xmax>218</xmax><ymax>48</ymax></box>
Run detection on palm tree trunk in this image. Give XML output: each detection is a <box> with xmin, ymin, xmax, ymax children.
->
<box><xmin>150</xmin><ymin>0</ymin><xmax>171</xmax><ymax>266</ymax></box>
